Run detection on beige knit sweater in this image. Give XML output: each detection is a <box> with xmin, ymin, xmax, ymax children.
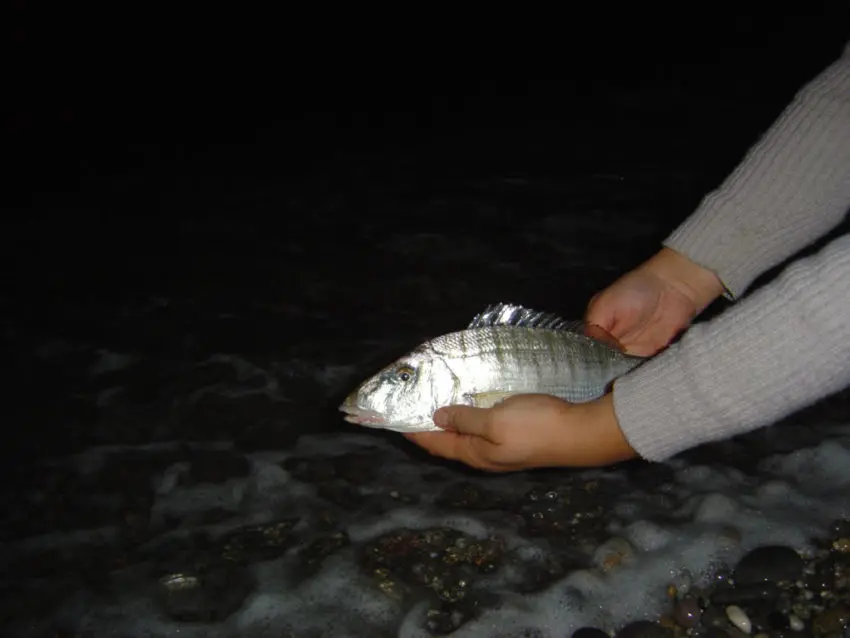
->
<box><xmin>613</xmin><ymin>42</ymin><xmax>850</xmax><ymax>461</ymax></box>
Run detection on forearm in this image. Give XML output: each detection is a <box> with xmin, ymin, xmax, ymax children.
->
<box><xmin>665</xmin><ymin>42</ymin><xmax>850</xmax><ymax>299</ymax></box>
<box><xmin>563</xmin><ymin>393</ymin><xmax>637</xmax><ymax>466</ymax></box>
<box><xmin>612</xmin><ymin>232</ymin><xmax>850</xmax><ymax>462</ymax></box>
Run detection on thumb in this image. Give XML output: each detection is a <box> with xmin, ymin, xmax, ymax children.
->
<box><xmin>433</xmin><ymin>405</ymin><xmax>493</xmax><ymax>438</ymax></box>
<box><xmin>584</xmin><ymin>292</ymin><xmax>615</xmax><ymax>331</ymax></box>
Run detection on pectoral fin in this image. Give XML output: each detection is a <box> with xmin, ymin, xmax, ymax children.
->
<box><xmin>464</xmin><ymin>391</ymin><xmax>518</xmax><ymax>408</ymax></box>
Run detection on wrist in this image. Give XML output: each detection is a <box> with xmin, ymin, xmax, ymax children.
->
<box><xmin>568</xmin><ymin>394</ymin><xmax>637</xmax><ymax>466</ymax></box>
<box><xmin>643</xmin><ymin>247</ymin><xmax>725</xmax><ymax>314</ymax></box>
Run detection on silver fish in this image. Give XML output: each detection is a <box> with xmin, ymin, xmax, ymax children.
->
<box><xmin>340</xmin><ymin>303</ymin><xmax>645</xmax><ymax>433</ymax></box>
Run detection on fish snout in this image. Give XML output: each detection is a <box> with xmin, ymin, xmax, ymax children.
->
<box><xmin>338</xmin><ymin>392</ymin><xmax>387</xmax><ymax>428</ymax></box>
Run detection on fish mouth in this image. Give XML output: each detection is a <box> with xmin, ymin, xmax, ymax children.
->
<box><xmin>338</xmin><ymin>403</ymin><xmax>387</xmax><ymax>428</ymax></box>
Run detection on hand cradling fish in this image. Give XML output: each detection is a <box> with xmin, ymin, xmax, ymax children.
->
<box><xmin>340</xmin><ymin>303</ymin><xmax>646</xmax><ymax>433</ymax></box>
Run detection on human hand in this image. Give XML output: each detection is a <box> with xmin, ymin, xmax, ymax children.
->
<box><xmin>403</xmin><ymin>393</ymin><xmax>636</xmax><ymax>472</ymax></box>
<box><xmin>585</xmin><ymin>247</ymin><xmax>725</xmax><ymax>356</ymax></box>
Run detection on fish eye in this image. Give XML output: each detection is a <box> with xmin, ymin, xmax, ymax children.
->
<box><xmin>396</xmin><ymin>365</ymin><xmax>415</xmax><ymax>382</ymax></box>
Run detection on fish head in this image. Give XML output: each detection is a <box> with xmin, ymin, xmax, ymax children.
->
<box><xmin>340</xmin><ymin>343</ymin><xmax>455</xmax><ymax>431</ymax></box>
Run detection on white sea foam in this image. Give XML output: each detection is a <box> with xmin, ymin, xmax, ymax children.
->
<box><xmin>3</xmin><ymin>424</ymin><xmax>849</xmax><ymax>638</ymax></box>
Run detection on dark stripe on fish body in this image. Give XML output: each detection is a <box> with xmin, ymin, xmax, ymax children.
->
<box><xmin>494</xmin><ymin>329</ymin><xmax>506</xmax><ymax>366</ymax></box>
<box><xmin>551</xmin><ymin>330</ymin><xmax>564</xmax><ymax>375</ymax></box>
<box><xmin>544</xmin><ymin>330</ymin><xmax>559</xmax><ymax>366</ymax></box>
<box><xmin>531</xmin><ymin>330</ymin><xmax>544</xmax><ymax>380</ymax></box>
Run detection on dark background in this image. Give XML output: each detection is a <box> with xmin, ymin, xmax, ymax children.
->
<box><xmin>3</xmin><ymin>8</ymin><xmax>849</xmax><ymax>461</ymax></box>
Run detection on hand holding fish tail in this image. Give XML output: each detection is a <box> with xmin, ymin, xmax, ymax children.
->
<box><xmin>585</xmin><ymin>247</ymin><xmax>725</xmax><ymax>356</ymax></box>
<box><xmin>403</xmin><ymin>394</ymin><xmax>637</xmax><ymax>471</ymax></box>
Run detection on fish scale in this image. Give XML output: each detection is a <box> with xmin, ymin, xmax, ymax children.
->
<box><xmin>432</xmin><ymin>325</ymin><xmax>634</xmax><ymax>403</ymax></box>
<box><xmin>340</xmin><ymin>303</ymin><xmax>646</xmax><ymax>433</ymax></box>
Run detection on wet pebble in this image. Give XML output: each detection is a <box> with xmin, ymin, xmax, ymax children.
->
<box><xmin>831</xmin><ymin>519</ymin><xmax>850</xmax><ymax>538</ymax></box>
<box><xmin>362</xmin><ymin>527</ymin><xmax>503</xmax><ymax>607</ymax></box>
<box><xmin>157</xmin><ymin>562</ymin><xmax>255</xmax><ymax>622</ymax></box>
<box><xmin>701</xmin><ymin>604</ymin><xmax>731</xmax><ymax>630</ymax></box>
<box><xmin>298</xmin><ymin>531</ymin><xmax>349</xmax><ymax>569</ymax></box>
<box><xmin>812</xmin><ymin>604</ymin><xmax>850</xmax><ymax>637</ymax></box>
<box><xmin>712</xmin><ymin>568</ymin><xmax>735</xmax><ymax>587</ymax></box>
<box><xmin>805</xmin><ymin>555</ymin><xmax>837</xmax><ymax>591</ymax></box>
<box><xmin>711</xmin><ymin>582</ymin><xmax>780</xmax><ymax>606</ymax></box>
<box><xmin>734</xmin><ymin>546</ymin><xmax>805</xmax><ymax>586</ymax></box>
<box><xmin>517</xmin><ymin>483</ymin><xmax>610</xmax><ymax>544</ymax></box>
<box><xmin>673</xmin><ymin>595</ymin><xmax>701</xmax><ymax>629</ymax></box>
<box><xmin>788</xmin><ymin>614</ymin><xmax>805</xmax><ymax>632</ymax></box>
<box><xmin>219</xmin><ymin>519</ymin><xmax>299</xmax><ymax>562</ymax></box>
<box><xmin>767</xmin><ymin>610</ymin><xmax>790</xmax><ymax>631</ymax></box>
<box><xmin>615</xmin><ymin>620</ymin><xmax>672</xmax><ymax>638</ymax></box>
<box><xmin>425</xmin><ymin>604</ymin><xmax>466</xmax><ymax>635</ymax></box>
<box><xmin>593</xmin><ymin>537</ymin><xmax>635</xmax><ymax>571</ymax></box>
<box><xmin>435</xmin><ymin>481</ymin><xmax>508</xmax><ymax>510</ymax></box>
<box><xmin>726</xmin><ymin>605</ymin><xmax>752</xmax><ymax>634</ymax></box>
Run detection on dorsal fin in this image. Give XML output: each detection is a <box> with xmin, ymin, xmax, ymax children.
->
<box><xmin>467</xmin><ymin>303</ymin><xmax>575</xmax><ymax>330</ymax></box>
<box><xmin>467</xmin><ymin>302</ymin><xmax>629</xmax><ymax>353</ymax></box>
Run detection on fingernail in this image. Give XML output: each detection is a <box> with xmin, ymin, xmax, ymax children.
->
<box><xmin>433</xmin><ymin>409</ymin><xmax>448</xmax><ymax>428</ymax></box>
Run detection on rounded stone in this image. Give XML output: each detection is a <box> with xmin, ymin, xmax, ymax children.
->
<box><xmin>733</xmin><ymin>545</ymin><xmax>805</xmax><ymax>585</ymax></box>
<box><xmin>767</xmin><ymin>610</ymin><xmax>790</xmax><ymax>631</ymax></box>
<box><xmin>701</xmin><ymin>605</ymin><xmax>730</xmax><ymax>630</ymax></box>
<box><xmin>830</xmin><ymin>519</ymin><xmax>850</xmax><ymax>538</ymax></box>
<box><xmin>615</xmin><ymin>620</ymin><xmax>673</xmax><ymax>638</ymax></box>
<box><xmin>157</xmin><ymin>563</ymin><xmax>255</xmax><ymax>622</ymax></box>
<box><xmin>710</xmin><ymin>582</ymin><xmax>780</xmax><ymax>606</ymax></box>
<box><xmin>804</xmin><ymin>555</ymin><xmax>837</xmax><ymax>591</ymax></box>
<box><xmin>812</xmin><ymin>604</ymin><xmax>850</xmax><ymax>637</ymax></box>
<box><xmin>788</xmin><ymin>614</ymin><xmax>805</xmax><ymax>632</ymax></box>
<box><xmin>726</xmin><ymin>604</ymin><xmax>752</xmax><ymax>634</ymax></box>
<box><xmin>833</xmin><ymin>538</ymin><xmax>850</xmax><ymax>553</ymax></box>
<box><xmin>593</xmin><ymin>536</ymin><xmax>636</xmax><ymax>572</ymax></box>
<box><xmin>673</xmin><ymin>595</ymin><xmax>701</xmax><ymax>629</ymax></box>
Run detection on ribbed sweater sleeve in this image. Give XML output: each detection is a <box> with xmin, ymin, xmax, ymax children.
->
<box><xmin>612</xmin><ymin>43</ymin><xmax>850</xmax><ymax>461</ymax></box>
<box><xmin>664</xmin><ymin>42</ymin><xmax>850</xmax><ymax>298</ymax></box>
<box><xmin>614</xmin><ymin>233</ymin><xmax>850</xmax><ymax>461</ymax></box>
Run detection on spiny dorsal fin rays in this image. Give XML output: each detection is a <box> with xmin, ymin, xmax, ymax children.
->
<box><xmin>467</xmin><ymin>303</ymin><xmax>572</xmax><ymax>330</ymax></box>
<box><xmin>466</xmin><ymin>302</ymin><xmax>630</xmax><ymax>354</ymax></box>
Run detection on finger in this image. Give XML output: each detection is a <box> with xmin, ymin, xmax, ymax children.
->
<box><xmin>584</xmin><ymin>323</ymin><xmax>627</xmax><ymax>352</ymax></box>
<box><xmin>585</xmin><ymin>293</ymin><xmax>624</xmax><ymax>336</ymax></box>
<box><xmin>433</xmin><ymin>405</ymin><xmax>494</xmax><ymax>439</ymax></box>
<box><xmin>584</xmin><ymin>293</ymin><xmax>612</xmax><ymax>329</ymax></box>
<box><xmin>404</xmin><ymin>432</ymin><xmax>504</xmax><ymax>472</ymax></box>
<box><xmin>403</xmin><ymin>431</ymin><xmax>473</xmax><ymax>463</ymax></box>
